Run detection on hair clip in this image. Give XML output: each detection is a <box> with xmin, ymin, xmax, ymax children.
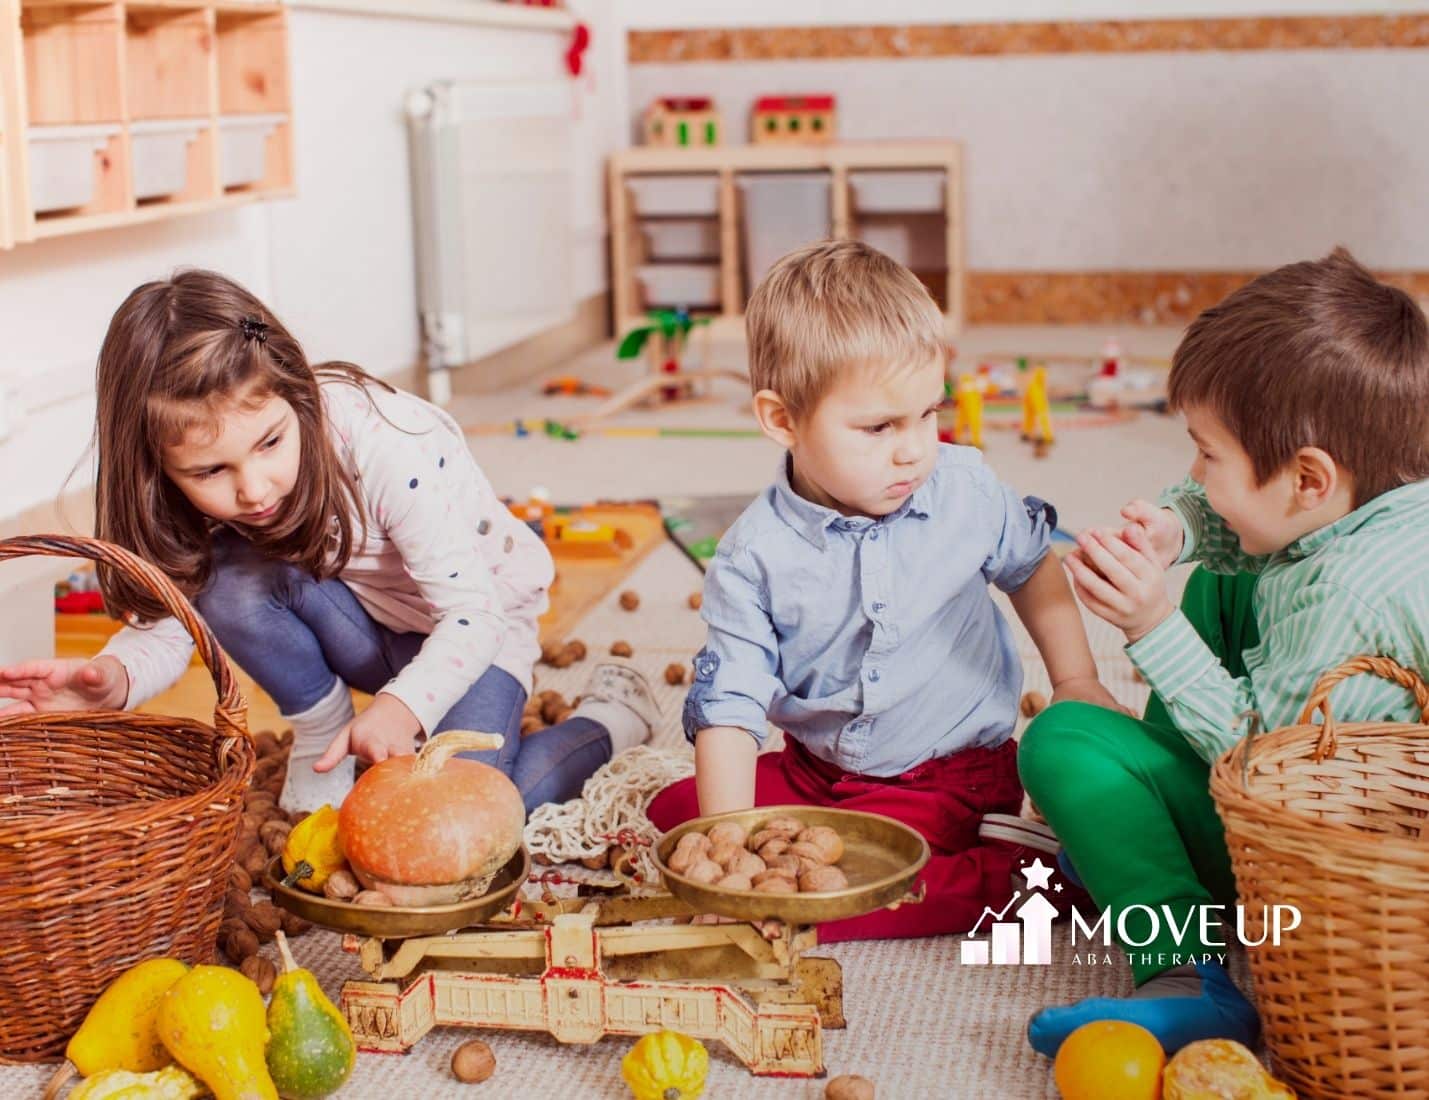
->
<box><xmin>239</xmin><ymin>317</ymin><xmax>269</xmax><ymax>344</ymax></box>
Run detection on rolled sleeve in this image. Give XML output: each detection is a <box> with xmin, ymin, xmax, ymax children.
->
<box><xmin>981</xmin><ymin>476</ymin><xmax>1055</xmax><ymax>594</ymax></box>
<box><xmin>681</xmin><ymin>546</ymin><xmax>781</xmax><ymax>747</ymax></box>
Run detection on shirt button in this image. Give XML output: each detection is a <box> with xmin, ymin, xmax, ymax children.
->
<box><xmin>869</xmin><ymin>529</ymin><xmax>881</xmax><ymax>541</ymax></box>
<box><xmin>872</xmin><ymin>601</ymin><xmax>886</xmax><ymax>613</ymax></box>
<box><xmin>868</xmin><ymin>669</ymin><xmax>881</xmax><ymax>682</ymax></box>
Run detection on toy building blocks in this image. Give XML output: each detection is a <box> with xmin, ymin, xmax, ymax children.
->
<box><xmin>751</xmin><ymin>95</ymin><xmax>837</xmax><ymax>145</ymax></box>
<box><xmin>644</xmin><ymin>97</ymin><xmax>723</xmax><ymax>148</ymax></box>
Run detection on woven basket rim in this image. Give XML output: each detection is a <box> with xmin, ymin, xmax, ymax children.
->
<box><xmin>0</xmin><ymin>709</ymin><xmax>249</xmax><ymax>846</ymax></box>
<box><xmin>1211</xmin><ymin>718</ymin><xmax>1429</xmax><ymax>861</ymax></box>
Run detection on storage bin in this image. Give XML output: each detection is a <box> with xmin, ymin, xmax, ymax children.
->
<box><xmin>637</xmin><ymin>262</ymin><xmax>720</xmax><ymax>309</ymax></box>
<box><xmin>857</xmin><ymin>213</ymin><xmax>947</xmax><ymax>271</ymax></box>
<box><xmin>641</xmin><ymin>218</ymin><xmax>720</xmax><ymax>260</ymax></box>
<box><xmin>849</xmin><ymin>169</ymin><xmax>945</xmax><ymax>214</ymax></box>
<box><xmin>736</xmin><ymin>171</ymin><xmax>831</xmax><ymax>290</ymax></box>
<box><xmin>130</xmin><ymin>118</ymin><xmax>206</xmax><ymax>201</ymax></box>
<box><xmin>27</xmin><ymin>124</ymin><xmax>120</xmax><ymax>213</ymax></box>
<box><xmin>627</xmin><ymin>174</ymin><xmax>719</xmax><ymax>217</ymax></box>
<box><xmin>219</xmin><ymin>113</ymin><xmax>285</xmax><ymax>189</ymax></box>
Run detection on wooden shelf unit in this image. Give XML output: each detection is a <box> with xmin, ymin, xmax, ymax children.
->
<box><xmin>0</xmin><ymin>0</ymin><xmax>294</xmax><ymax>249</ymax></box>
<box><xmin>608</xmin><ymin>141</ymin><xmax>965</xmax><ymax>340</ymax></box>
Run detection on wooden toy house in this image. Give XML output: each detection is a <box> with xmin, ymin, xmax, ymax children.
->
<box><xmin>751</xmin><ymin>95</ymin><xmax>837</xmax><ymax>145</ymax></box>
<box><xmin>642</xmin><ymin>97</ymin><xmax>723</xmax><ymax>147</ymax></box>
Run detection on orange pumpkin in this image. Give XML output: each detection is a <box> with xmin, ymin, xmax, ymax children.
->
<box><xmin>338</xmin><ymin>730</ymin><xmax>525</xmax><ymax>905</ymax></box>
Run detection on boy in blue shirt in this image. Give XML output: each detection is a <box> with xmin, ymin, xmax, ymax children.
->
<box><xmin>647</xmin><ymin>240</ymin><xmax>1121</xmax><ymax>940</ymax></box>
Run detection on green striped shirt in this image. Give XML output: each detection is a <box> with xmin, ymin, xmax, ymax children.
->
<box><xmin>1126</xmin><ymin>476</ymin><xmax>1429</xmax><ymax>763</ymax></box>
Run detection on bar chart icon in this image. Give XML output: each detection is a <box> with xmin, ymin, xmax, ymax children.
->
<box><xmin>959</xmin><ymin>889</ymin><xmax>1059</xmax><ymax>966</ymax></box>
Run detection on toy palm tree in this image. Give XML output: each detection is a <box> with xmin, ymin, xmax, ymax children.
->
<box><xmin>616</xmin><ymin>309</ymin><xmax>712</xmax><ymax>401</ymax></box>
<box><xmin>567</xmin><ymin>310</ymin><xmax>744</xmax><ymax>429</ymax></box>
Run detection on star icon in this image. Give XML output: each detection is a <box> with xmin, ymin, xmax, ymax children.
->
<box><xmin>1022</xmin><ymin>857</ymin><xmax>1055</xmax><ymax>891</ymax></box>
<box><xmin>1054</xmin><ymin>882</ymin><xmax>1064</xmax><ymax>893</ymax></box>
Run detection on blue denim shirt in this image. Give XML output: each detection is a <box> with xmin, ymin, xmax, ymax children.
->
<box><xmin>682</xmin><ymin>444</ymin><xmax>1055</xmax><ymax>777</ymax></box>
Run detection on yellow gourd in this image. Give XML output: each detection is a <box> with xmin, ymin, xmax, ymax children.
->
<box><xmin>620</xmin><ymin>1030</ymin><xmax>709</xmax><ymax>1100</ymax></box>
<box><xmin>281</xmin><ymin>805</ymin><xmax>347</xmax><ymax>892</ymax></box>
<box><xmin>156</xmin><ymin>965</ymin><xmax>278</xmax><ymax>1100</ymax></box>
<box><xmin>68</xmin><ymin>1065</ymin><xmax>204</xmax><ymax>1100</ymax></box>
<box><xmin>62</xmin><ymin>957</ymin><xmax>191</xmax><ymax>1077</ymax></box>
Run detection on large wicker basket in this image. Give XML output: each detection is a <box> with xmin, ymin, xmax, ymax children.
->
<box><xmin>0</xmin><ymin>535</ymin><xmax>255</xmax><ymax>1063</ymax></box>
<box><xmin>1210</xmin><ymin>656</ymin><xmax>1429</xmax><ymax>1100</ymax></box>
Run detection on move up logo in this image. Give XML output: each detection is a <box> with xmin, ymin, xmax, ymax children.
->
<box><xmin>957</xmin><ymin>857</ymin><xmax>1302</xmax><ymax>968</ymax></box>
<box><xmin>959</xmin><ymin>857</ymin><xmax>1060</xmax><ymax>965</ymax></box>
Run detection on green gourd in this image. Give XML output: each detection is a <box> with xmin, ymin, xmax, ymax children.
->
<box><xmin>266</xmin><ymin>931</ymin><xmax>355</xmax><ymax>1099</ymax></box>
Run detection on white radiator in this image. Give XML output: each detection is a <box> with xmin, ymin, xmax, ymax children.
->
<box><xmin>406</xmin><ymin>80</ymin><xmax>574</xmax><ymax>403</ymax></box>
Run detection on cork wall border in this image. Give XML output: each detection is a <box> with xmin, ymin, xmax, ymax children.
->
<box><xmin>629</xmin><ymin>16</ymin><xmax>1429</xmax><ymax>64</ymax></box>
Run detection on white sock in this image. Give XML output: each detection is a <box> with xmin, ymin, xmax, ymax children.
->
<box><xmin>569</xmin><ymin>698</ymin><xmax>650</xmax><ymax>756</ymax></box>
<box><xmin>280</xmin><ymin>679</ymin><xmax>356</xmax><ymax>814</ymax></box>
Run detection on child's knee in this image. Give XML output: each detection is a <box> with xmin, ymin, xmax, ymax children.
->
<box><xmin>196</xmin><ymin>549</ymin><xmax>305</xmax><ymax>633</ymax></box>
<box><xmin>1017</xmin><ymin>701</ymin><xmax>1106</xmax><ymax>795</ymax></box>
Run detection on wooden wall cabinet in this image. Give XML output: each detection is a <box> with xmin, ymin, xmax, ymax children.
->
<box><xmin>0</xmin><ymin>0</ymin><xmax>294</xmax><ymax>249</ymax></box>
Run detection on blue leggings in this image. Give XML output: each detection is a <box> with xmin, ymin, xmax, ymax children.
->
<box><xmin>194</xmin><ymin>533</ymin><xmax>611</xmax><ymax>812</ymax></box>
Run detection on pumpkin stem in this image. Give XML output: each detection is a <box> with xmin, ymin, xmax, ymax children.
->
<box><xmin>663</xmin><ymin>1089</ymin><xmax>682</xmax><ymax>1100</ymax></box>
<box><xmin>412</xmin><ymin>730</ymin><xmax>505</xmax><ymax>776</ymax></box>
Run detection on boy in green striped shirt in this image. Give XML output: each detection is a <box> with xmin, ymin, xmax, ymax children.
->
<box><xmin>1020</xmin><ymin>248</ymin><xmax>1429</xmax><ymax>1057</ymax></box>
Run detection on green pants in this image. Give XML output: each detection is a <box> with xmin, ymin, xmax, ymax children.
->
<box><xmin>1018</xmin><ymin>568</ymin><xmax>1259</xmax><ymax>984</ymax></box>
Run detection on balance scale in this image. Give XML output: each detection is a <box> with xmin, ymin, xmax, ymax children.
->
<box><xmin>339</xmin><ymin>890</ymin><xmax>844</xmax><ymax>1076</ymax></box>
<box><xmin>267</xmin><ymin>805</ymin><xmax>928</xmax><ymax>1079</ymax></box>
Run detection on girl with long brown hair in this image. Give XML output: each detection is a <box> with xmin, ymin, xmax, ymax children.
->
<box><xmin>0</xmin><ymin>270</ymin><xmax>660</xmax><ymax>812</ymax></box>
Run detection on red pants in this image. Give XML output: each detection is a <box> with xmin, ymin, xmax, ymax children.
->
<box><xmin>646</xmin><ymin>737</ymin><xmax>1024</xmax><ymax>942</ymax></box>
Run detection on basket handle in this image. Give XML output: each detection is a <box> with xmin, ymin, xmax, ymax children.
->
<box><xmin>1295</xmin><ymin>655</ymin><xmax>1429</xmax><ymax>763</ymax></box>
<box><xmin>1233</xmin><ymin>710</ymin><xmax>1267</xmax><ymax>790</ymax></box>
<box><xmin>0</xmin><ymin>534</ymin><xmax>249</xmax><ymax>743</ymax></box>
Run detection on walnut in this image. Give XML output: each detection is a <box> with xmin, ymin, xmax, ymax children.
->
<box><xmin>798</xmin><ymin>865</ymin><xmax>850</xmax><ymax>893</ymax></box>
<box><xmin>795</xmin><ymin>825</ymin><xmax>844</xmax><ymax>864</ymax></box>
<box><xmin>706</xmin><ymin>822</ymin><xmax>747</xmax><ymax>848</ymax></box>
<box><xmin>239</xmin><ymin>955</ymin><xmax>277</xmax><ymax>996</ymax></box>
<box><xmin>322</xmin><ymin>869</ymin><xmax>360</xmax><ymax>901</ymax></box>
<box><xmin>684</xmin><ymin>859</ymin><xmax>722</xmax><ymax>884</ymax></box>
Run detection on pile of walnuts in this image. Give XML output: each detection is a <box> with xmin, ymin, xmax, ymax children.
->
<box><xmin>668</xmin><ymin>817</ymin><xmax>849</xmax><ymax>894</ymax></box>
<box><xmin>221</xmin><ymin>730</ymin><xmax>312</xmax><ymax>993</ymax></box>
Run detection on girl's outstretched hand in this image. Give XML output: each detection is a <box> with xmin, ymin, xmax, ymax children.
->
<box><xmin>0</xmin><ymin>655</ymin><xmax>129</xmax><ymax>714</ymax></box>
<box><xmin>313</xmin><ymin>691</ymin><xmax>423</xmax><ymax>772</ymax></box>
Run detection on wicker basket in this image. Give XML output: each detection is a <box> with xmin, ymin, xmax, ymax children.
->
<box><xmin>1210</xmin><ymin>656</ymin><xmax>1429</xmax><ymax>1100</ymax></box>
<box><xmin>0</xmin><ymin>535</ymin><xmax>254</xmax><ymax>1063</ymax></box>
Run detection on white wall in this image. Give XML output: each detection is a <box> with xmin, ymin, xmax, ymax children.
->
<box><xmin>621</xmin><ymin>0</ymin><xmax>1423</xmax><ymax>28</ymax></box>
<box><xmin>0</xmin><ymin>0</ymin><xmax>621</xmax><ymax>522</ymax></box>
<box><xmin>630</xmin><ymin>48</ymin><xmax>1429</xmax><ymax>273</ymax></box>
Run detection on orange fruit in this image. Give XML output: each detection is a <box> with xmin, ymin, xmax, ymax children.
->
<box><xmin>1054</xmin><ymin>1020</ymin><xmax>1165</xmax><ymax>1100</ymax></box>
